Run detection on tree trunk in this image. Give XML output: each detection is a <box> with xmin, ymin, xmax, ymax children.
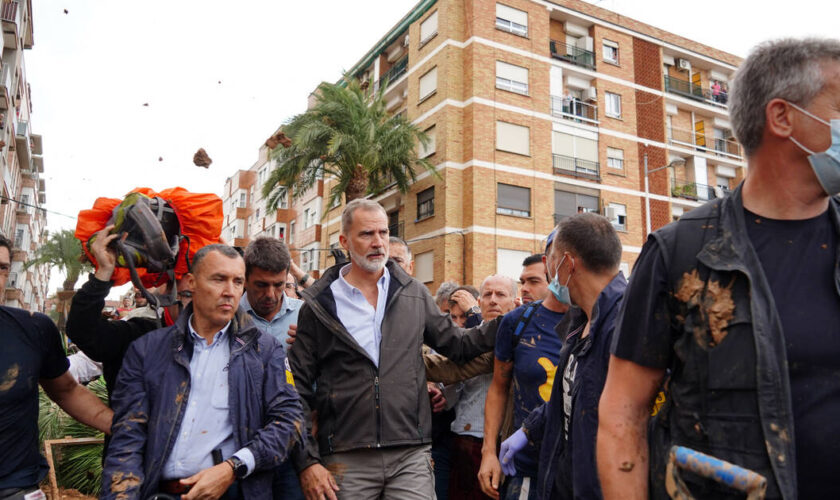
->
<box><xmin>345</xmin><ymin>163</ymin><xmax>369</xmax><ymax>202</ymax></box>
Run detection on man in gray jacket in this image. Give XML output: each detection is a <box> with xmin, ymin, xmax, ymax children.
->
<box><xmin>290</xmin><ymin>199</ymin><xmax>499</xmax><ymax>500</ymax></box>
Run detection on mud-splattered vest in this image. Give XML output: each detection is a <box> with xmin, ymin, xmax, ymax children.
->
<box><xmin>647</xmin><ymin>186</ymin><xmax>840</xmax><ymax>500</ymax></box>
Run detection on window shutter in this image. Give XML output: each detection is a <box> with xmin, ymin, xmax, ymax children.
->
<box><xmin>496</xmin><ymin>4</ymin><xmax>527</xmax><ymax>26</ymax></box>
<box><xmin>419</xmin><ymin>67</ymin><xmax>437</xmax><ymax>99</ymax></box>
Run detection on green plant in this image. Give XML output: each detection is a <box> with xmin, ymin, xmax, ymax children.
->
<box><xmin>263</xmin><ymin>78</ymin><xmax>437</xmax><ymax>209</ymax></box>
<box><xmin>25</xmin><ymin>229</ymin><xmax>91</xmax><ymax>291</ymax></box>
<box><xmin>39</xmin><ymin>377</ymin><xmax>107</xmax><ymax>496</ymax></box>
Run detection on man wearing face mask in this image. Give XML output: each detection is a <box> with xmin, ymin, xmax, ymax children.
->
<box><xmin>598</xmin><ymin>38</ymin><xmax>840</xmax><ymax>499</ymax></box>
<box><xmin>497</xmin><ymin>214</ymin><xmax>625</xmax><ymax>499</ymax></box>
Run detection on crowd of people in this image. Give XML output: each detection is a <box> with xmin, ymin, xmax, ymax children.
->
<box><xmin>1</xmin><ymin>37</ymin><xmax>840</xmax><ymax>500</ymax></box>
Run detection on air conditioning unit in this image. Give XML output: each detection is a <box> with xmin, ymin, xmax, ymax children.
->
<box><xmin>677</xmin><ymin>58</ymin><xmax>692</xmax><ymax>71</ymax></box>
<box><xmin>403</xmin><ymin>34</ymin><xmax>410</xmax><ymax>47</ymax></box>
<box><xmin>604</xmin><ymin>206</ymin><xmax>618</xmax><ymax>220</ymax></box>
<box><xmin>585</xmin><ymin>87</ymin><xmax>597</xmax><ymax>100</ymax></box>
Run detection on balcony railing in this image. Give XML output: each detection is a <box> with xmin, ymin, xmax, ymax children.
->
<box><xmin>552</xmin><ymin>154</ymin><xmax>600</xmax><ymax>181</ymax></box>
<box><xmin>549</xmin><ymin>40</ymin><xmax>595</xmax><ymax>70</ymax></box>
<box><xmin>550</xmin><ymin>95</ymin><xmax>598</xmax><ymax>125</ymax></box>
<box><xmin>671</xmin><ymin>178</ymin><xmax>718</xmax><ymax>201</ymax></box>
<box><xmin>1</xmin><ymin>1</ymin><xmax>17</xmax><ymax>23</ymax></box>
<box><xmin>388</xmin><ymin>221</ymin><xmax>404</xmax><ymax>239</ymax></box>
<box><xmin>664</xmin><ymin>75</ymin><xmax>730</xmax><ymax>108</ymax></box>
<box><xmin>376</xmin><ymin>56</ymin><xmax>408</xmax><ymax>91</ymax></box>
<box><xmin>667</xmin><ymin>126</ymin><xmax>743</xmax><ymax>160</ymax></box>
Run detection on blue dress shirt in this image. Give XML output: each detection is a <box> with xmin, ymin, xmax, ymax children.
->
<box><xmin>329</xmin><ymin>264</ymin><xmax>390</xmax><ymax>367</ymax></box>
<box><xmin>240</xmin><ymin>293</ymin><xmax>303</xmax><ymax>351</ymax></box>
<box><xmin>161</xmin><ymin>317</ymin><xmax>255</xmax><ymax>479</ymax></box>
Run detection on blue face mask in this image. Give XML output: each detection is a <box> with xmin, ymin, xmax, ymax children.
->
<box><xmin>788</xmin><ymin>102</ymin><xmax>840</xmax><ymax>195</ymax></box>
<box><xmin>548</xmin><ymin>255</ymin><xmax>573</xmax><ymax>306</ymax></box>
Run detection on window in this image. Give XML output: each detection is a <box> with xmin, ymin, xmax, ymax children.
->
<box><xmin>497</xmin><ymin>183</ymin><xmax>531</xmax><ymax>217</ymax></box>
<box><xmin>497</xmin><ymin>249</ymin><xmax>530</xmax><ymax>282</ymax></box>
<box><xmin>420</xmin><ymin>10</ymin><xmax>438</xmax><ymax>45</ymax></box>
<box><xmin>277</xmin><ymin>224</ymin><xmax>286</xmax><ymax>240</ymax></box>
<box><xmin>608</xmin><ymin>202</ymin><xmax>627</xmax><ymax>230</ymax></box>
<box><xmin>19</xmin><ymin>194</ymin><xmax>28</xmax><ymax>213</ymax></box>
<box><xmin>606</xmin><ymin>147</ymin><xmax>624</xmax><ymax>170</ymax></box>
<box><xmin>496</xmin><ymin>3</ymin><xmax>528</xmax><ymax>37</ymax></box>
<box><xmin>495</xmin><ymin>61</ymin><xmax>529</xmax><ymax>95</ymax></box>
<box><xmin>602</xmin><ymin>40</ymin><xmax>619</xmax><ymax>64</ymax></box>
<box><xmin>239</xmin><ymin>192</ymin><xmax>246</xmax><ymax>208</ymax></box>
<box><xmin>417</xmin><ymin>187</ymin><xmax>435</xmax><ymax>220</ymax></box>
<box><xmin>14</xmin><ymin>228</ymin><xmax>23</xmax><ymax>248</ymax></box>
<box><xmin>554</xmin><ymin>190</ymin><xmax>599</xmax><ymax>221</ymax></box>
<box><xmin>276</xmin><ymin>187</ymin><xmax>289</xmax><ymax>209</ymax></box>
<box><xmin>419</xmin><ymin>67</ymin><xmax>437</xmax><ymax>102</ymax></box>
<box><xmin>289</xmin><ymin>220</ymin><xmax>295</xmax><ymax>245</ymax></box>
<box><xmin>415</xmin><ymin>251</ymin><xmax>434</xmax><ymax>283</ymax></box>
<box><xmin>303</xmin><ymin>204</ymin><xmax>319</xmax><ymax>229</ymax></box>
<box><xmin>605</xmin><ymin>92</ymin><xmax>621</xmax><ymax>118</ymax></box>
<box><xmin>255</xmin><ymin>208</ymin><xmax>260</xmax><ymax>221</ymax></box>
<box><xmin>496</xmin><ymin>121</ymin><xmax>530</xmax><ymax>156</ymax></box>
<box><xmin>419</xmin><ymin>125</ymin><xmax>436</xmax><ymax>158</ymax></box>
<box><xmin>301</xmin><ymin>248</ymin><xmax>315</xmax><ymax>272</ymax></box>
<box><xmin>552</xmin><ymin>131</ymin><xmax>599</xmax><ymax>177</ymax></box>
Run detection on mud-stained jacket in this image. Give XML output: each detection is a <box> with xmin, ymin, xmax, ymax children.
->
<box><xmin>289</xmin><ymin>261</ymin><xmax>499</xmax><ymax>470</ymax></box>
<box><xmin>523</xmin><ymin>272</ymin><xmax>626</xmax><ymax>500</ymax></box>
<box><xmin>101</xmin><ymin>304</ymin><xmax>303</xmax><ymax>500</ymax></box>
<box><xmin>643</xmin><ymin>186</ymin><xmax>840</xmax><ymax>499</ymax></box>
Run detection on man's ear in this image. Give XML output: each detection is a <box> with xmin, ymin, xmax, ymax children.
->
<box><xmin>339</xmin><ymin>233</ymin><xmax>348</xmax><ymax>251</ymax></box>
<box><xmin>765</xmin><ymin>98</ymin><xmax>796</xmax><ymax>140</ymax></box>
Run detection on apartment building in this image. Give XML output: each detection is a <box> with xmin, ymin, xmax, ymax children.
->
<box><xmin>0</xmin><ymin>0</ymin><xmax>49</xmax><ymax>312</ymax></box>
<box><xmin>221</xmin><ymin>139</ymin><xmax>325</xmax><ymax>277</ymax></box>
<box><xmin>229</xmin><ymin>0</ymin><xmax>744</xmax><ymax>293</ymax></box>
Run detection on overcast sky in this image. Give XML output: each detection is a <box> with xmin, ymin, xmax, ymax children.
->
<box><xmin>26</xmin><ymin>0</ymin><xmax>836</xmax><ymax>293</ymax></box>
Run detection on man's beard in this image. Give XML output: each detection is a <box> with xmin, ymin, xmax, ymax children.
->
<box><xmin>349</xmin><ymin>246</ymin><xmax>389</xmax><ymax>273</ymax></box>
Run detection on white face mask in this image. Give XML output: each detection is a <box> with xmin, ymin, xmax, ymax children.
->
<box><xmin>788</xmin><ymin>102</ymin><xmax>840</xmax><ymax>195</ymax></box>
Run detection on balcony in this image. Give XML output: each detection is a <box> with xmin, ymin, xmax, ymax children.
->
<box><xmin>549</xmin><ymin>40</ymin><xmax>595</xmax><ymax>70</ymax></box>
<box><xmin>550</xmin><ymin>96</ymin><xmax>598</xmax><ymax>126</ymax></box>
<box><xmin>1</xmin><ymin>0</ymin><xmax>17</xmax><ymax>49</ymax></box>
<box><xmin>671</xmin><ymin>178</ymin><xmax>720</xmax><ymax>201</ymax></box>
<box><xmin>667</xmin><ymin>126</ymin><xmax>744</xmax><ymax>161</ymax></box>
<box><xmin>552</xmin><ymin>154</ymin><xmax>600</xmax><ymax>181</ymax></box>
<box><xmin>664</xmin><ymin>75</ymin><xmax>729</xmax><ymax>109</ymax></box>
<box><xmin>376</xmin><ymin>56</ymin><xmax>408</xmax><ymax>92</ymax></box>
<box><xmin>15</xmin><ymin>119</ymin><xmax>29</xmax><ymax>168</ymax></box>
<box><xmin>388</xmin><ymin>220</ymin><xmax>404</xmax><ymax>239</ymax></box>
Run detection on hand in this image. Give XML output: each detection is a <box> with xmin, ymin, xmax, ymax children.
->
<box><xmin>180</xmin><ymin>462</ymin><xmax>235</xmax><ymax>500</ymax></box>
<box><xmin>427</xmin><ymin>382</ymin><xmax>446</xmax><ymax>413</ymax></box>
<box><xmin>450</xmin><ymin>290</ymin><xmax>478</xmax><ymax>313</ymax></box>
<box><xmin>477</xmin><ymin>452</ymin><xmax>502</xmax><ymax>499</ymax></box>
<box><xmin>514</xmin><ymin>297</ymin><xmax>523</xmax><ymax>307</ymax></box>
<box><xmin>90</xmin><ymin>225</ymin><xmax>120</xmax><ymax>282</ymax></box>
<box><xmin>300</xmin><ymin>464</ymin><xmax>339</xmax><ymax>500</ymax></box>
<box><xmin>499</xmin><ymin>428</ymin><xmax>528</xmax><ymax>476</ymax></box>
<box><xmin>287</xmin><ymin>324</ymin><xmax>297</xmax><ymax>346</ymax></box>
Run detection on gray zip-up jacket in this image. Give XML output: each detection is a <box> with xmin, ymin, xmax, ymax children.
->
<box><xmin>289</xmin><ymin>261</ymin><xmax>499</xmax><ymax>470</ymax></box>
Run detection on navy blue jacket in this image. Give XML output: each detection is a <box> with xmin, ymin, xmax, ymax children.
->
<box><xmin>523</xmin><ymin>273</ymin><xmax>627</xmax><ymax>499</ymax></box>
<box><xmin>102</xmin><ymin>304</ymin><xmax>303</xmax><ymax>500</ymax></box>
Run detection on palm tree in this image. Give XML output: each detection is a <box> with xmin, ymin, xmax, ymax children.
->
<box><xmin>262</xmin><ymin>78</ymin><xmax>437</xmax><ymax>209</ymax></box>
<box><xmin>25</xmin><ymin>228</ymin><xmax>91</xmax><ymax>291</ymax></box>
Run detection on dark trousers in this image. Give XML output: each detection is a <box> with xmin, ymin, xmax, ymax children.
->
<box><xmin>448</xmin><ymin>435</ymin><xmax>492</xmax><ymax>500</ymax></box>
<box><xmin>432</xmin><ymin>429</ymin><xmax>454</xmax><ymax>500</ymax></box>
<box><xmin>273</xmin><ymin>460</ymin><xmax>304</xmax><ymax>500</ymax></box>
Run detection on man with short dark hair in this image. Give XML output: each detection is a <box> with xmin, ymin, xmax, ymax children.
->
<box><xmin>103</xmin><ymin>244</ymin><xmax>302</xmax><ymax>500</ymax></box>
<box><xmin>290</xmin><ymin>198</ymin><xmax>499</xmax><ymax>500</ymax></box>
<box><xmin>0</xmin><ymin>235</ymin><xmax>113</xmax><ymax>498</ymax></box>
<box><xmin>599</xmin><ymin>37</ymin><xmax>840</xmax><ymax>499</ymax></box>
<box><xmin>500</xmin><ymin>214</ymin><xmax>625</xmax><ymax>499</ymax></box>
<box><xmin>518</xmin><ymin>254</ymin><xmax>549</xmax><ymax>304</ymax></box>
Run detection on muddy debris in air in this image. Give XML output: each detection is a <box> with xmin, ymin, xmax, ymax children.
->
<box><xmin>193</xmin><ymin>148</ymin><xmax>212</xmax><ymax>168</ymax></box>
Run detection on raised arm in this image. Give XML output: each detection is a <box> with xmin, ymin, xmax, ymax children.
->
<box><xmin>422</xmin><ymin>291</ymin><xmax>498</xmax><ymax>363</ymax></box>
<box><xmin>596</xmin><ymin>356</ymin><xmax>664</xmax><ymax>500</ymax></box>
<box><xmin>423</xmin><ymin>351</ymin><xmax>494</xmax><ymax>385</ymax></box>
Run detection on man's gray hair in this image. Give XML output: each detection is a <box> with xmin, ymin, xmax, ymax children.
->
<box><xmin>479</xmin><ymin>274</ymin><xmax>517</xmax><ymax>297</ymax></box>
<box><xmin>730</xmin><ymin>37</ymin><xmax>840</xmax><ymax>156</ymax></box>
<box><xmin>389</xmin><ymin>236</ymin><xmax>412</xmax><ymax>259</ymax></box>
<box><xmin>434</xmin><ymin>280</ymin><xmax>460</xmax><ymax>308</ymax></box>
<box><xmin>341</xmin><ymin>199</ymin><xmax>387</xmax><ymax>235</ymax></box>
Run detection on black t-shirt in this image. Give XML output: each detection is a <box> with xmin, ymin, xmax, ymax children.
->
<box><xmin>611</xmin><ymin>208</ymin><xmax>840</xmax><ymax>497</ymax></box>
<box><xmin>0</xmin><ymin>307</ymin><xmax>69</xmax><ymax>488</ymax></box>
<box><xmin>744</xmin><ymin>208</ymin><xmax>840</xmax><ymax>498</ymax></box>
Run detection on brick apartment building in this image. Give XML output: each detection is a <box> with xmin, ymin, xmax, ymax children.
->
<box><xmin>225</xmin><ymin>0</ymin><xmax>744</xmax><ymax>293</ymax></box>
<box><xmin>0</xmin><ymin>0</ymin><xmax>49</xmax><ymax>312</ymax></box>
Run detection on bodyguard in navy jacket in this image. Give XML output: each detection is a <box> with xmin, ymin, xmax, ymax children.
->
<box><xmin>502</xmin><ymin>213</ymin><xmax>626</xmax><ymax>499</ymax></box>
<box><xmin>102</xmin><ymin>245</ymin><xmax>303</xmax><ymax>500</ymax></box>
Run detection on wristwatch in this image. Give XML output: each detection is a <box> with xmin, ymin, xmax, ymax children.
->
<box><xmin>226</xmin><ymin>456</ymin><xmax>248</xmax><ymax>479</ymax></box>
<box><xmin>465</xmin><ymin>305</ymin><xmax>481</xmax><ymax>318</ymax></box>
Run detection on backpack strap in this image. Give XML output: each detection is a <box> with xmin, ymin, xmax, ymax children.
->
<box><xmin>511</xmin><ymin>300</ymin><xmax>542</xmax><ymax>353</ymax></box>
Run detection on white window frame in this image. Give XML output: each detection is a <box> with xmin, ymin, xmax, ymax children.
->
<box><xmin>420</xmin><ymin>10</ymin><xmax>438</xmax><ymax>46</ymax></box>
<box><xmin>605</xmin><ymin>92</ymin><xmax>622</xmax><ymax>118</ymax></box>
<box><xmin>495</xmin><ymin>3</ymin><xmax>528</xmax><ymax>37</ymax></box>
<box><xmin>419</xmin><ymin>67</ymin><xmax>438</xmax><ymax>103</ymax></box>
<box><xmin>496</xmin><ymin>121</ymin><xmax>530</xmax><ymax>156</ymax></box>
<box><xmin>495</xmin><ymin>61</ymin><xmax>529</xmax><ymax>95</ymax></box>
<box><xmin>602</xmin><ymin>39</ymin><xmax>619</xmax><ymax>64</ymax></box>
<box><xmin>608</xmin><ymin>202</ymin><xmax>627</xmax><ymax>231</ymax></box>
<box><xmin>289</xmin><ymin>220</ymin><xmax>295</xmax><ymax>245</ymax></box>
<box><xmin>606</xmin><ymin>147</ymin><xmax>624</xmax><ymax>170</ymax></box>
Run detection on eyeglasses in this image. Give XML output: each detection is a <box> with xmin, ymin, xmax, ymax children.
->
<box><xmin>284</xmin><ymin>283</ymin><xmax>296</xmax><ymax>290</ymax></box>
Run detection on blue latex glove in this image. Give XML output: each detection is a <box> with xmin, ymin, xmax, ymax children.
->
<box><xmin>499</xmin><ymin>428</ymin><xmax>528</xmax><ymax>476</ymax></box>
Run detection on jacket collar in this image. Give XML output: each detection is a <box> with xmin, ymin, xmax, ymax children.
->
<box><xmin>554</xmin><ymin>271</ymin><xmax>627</xmax><ymax>349</ymax></box>
<box><xmin>171</xmin><ymin>302</ymin><xmax>259</xmax><ymax>354</ymax></box>
<box><xmin>301</xmin><ymin>259</ymin><xmax>411</xmax><ymax>306</ymax></box>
